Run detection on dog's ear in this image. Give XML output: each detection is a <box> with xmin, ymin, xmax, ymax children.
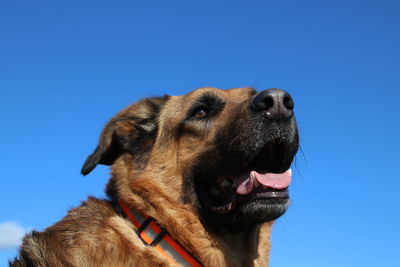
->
<box><xmin>81</xmin><ymin>95</ymin><xmax>169</xmax><ymax>176</ymax></box>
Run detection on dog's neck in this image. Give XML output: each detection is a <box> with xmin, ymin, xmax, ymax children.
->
<box><xmin>208</xmin><ymin>223</ymin><xmax>272</xmax><ymax>267</ymax></box>
<box><xmin>107</xmin><ymin>158</ymin><xmax>272</xmax><ymax>266</ymax></box>
<box><xmin>109</xmin><ymin>188</ymin><xmax>272</xmax><ymax>265</ymax></box>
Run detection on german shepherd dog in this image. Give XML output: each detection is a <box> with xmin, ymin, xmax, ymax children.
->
<box><xmin>11</xmin><ymin>87</ymin><xmax>299</xmax><ymax>267</ymax></box>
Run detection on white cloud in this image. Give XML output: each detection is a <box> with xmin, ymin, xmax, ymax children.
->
<box><xmin>0</xmin><ymin>222</ymin><xmax>27</xmax><ymax>250</ymax></box>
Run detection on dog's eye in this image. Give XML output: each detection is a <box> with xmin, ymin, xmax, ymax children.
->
<box><xmin>192</xmin><ymin>107</ymin><xmax>209</xmax><ymax>118</ymax></box>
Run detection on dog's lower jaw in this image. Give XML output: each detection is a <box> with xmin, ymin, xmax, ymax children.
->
<box><xmin>234</xmin><ymin>198</ymin><xmax>290</xmax><ymax>224</ymax></box>
<box><xmin>195</xmin><ymin>176</ymin><xmax>290</xmax><ymax>229</ymax></box>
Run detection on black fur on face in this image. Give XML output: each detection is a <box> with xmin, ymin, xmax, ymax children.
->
<box><xmin>181</xmin><ymin>90</ymin><xmax>299</xmax><ymax>228</ymax></box>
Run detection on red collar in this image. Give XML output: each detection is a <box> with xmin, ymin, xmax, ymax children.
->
<box><xmin>119</xmin><ymin>200</ymin><xmax>202</xmax><ymax>267</ymax></box>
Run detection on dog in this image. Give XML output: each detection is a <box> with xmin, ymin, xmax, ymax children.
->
<box><xmin>11</xmin><ymin>87</ymin><xmax>299</xmax><ymax>267</ymax></box>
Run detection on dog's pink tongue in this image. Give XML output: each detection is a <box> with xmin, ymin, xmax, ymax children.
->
<box><xmin>236</xmin><ymin>170</ymin><xmax>291</xmax><ymax>195</ymax></box>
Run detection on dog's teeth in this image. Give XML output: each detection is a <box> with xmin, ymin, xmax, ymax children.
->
<box><xmin>288</xmin><ymin>169</ymin><xmax>292</xmax><ymax>176</ymax></box>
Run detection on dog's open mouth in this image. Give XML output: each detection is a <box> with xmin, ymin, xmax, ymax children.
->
<box><xmin>199</xmin><ymin>170</ymin><xmax>291</xmax><ymax>214</ymax></box>
<box><xmin>197</xmin><ymin>141</ymin><xmax>294</xmax><ymax>215</ymax></box>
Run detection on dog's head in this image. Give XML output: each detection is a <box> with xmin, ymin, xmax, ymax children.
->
<box><xmin>82</xmin><ymin>87</ymin><xmax>299</xmax><ymax>228</ymax></box>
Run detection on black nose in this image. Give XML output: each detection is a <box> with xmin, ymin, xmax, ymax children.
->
<box><xmin>251</xmin><ymin>89</ymin><xmax>294</xmax><ymax>120</ymax></box>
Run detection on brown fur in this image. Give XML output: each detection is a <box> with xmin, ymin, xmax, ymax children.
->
<box><xmin>11</xmin><ymin>87</ymin><xmax>298</xmax><ymax>267</ymax></box>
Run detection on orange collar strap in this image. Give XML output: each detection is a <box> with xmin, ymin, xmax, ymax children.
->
<box><xmin>119</xmin><ymin>200</ymin><xmax>202</xmax><ymax>267</ymax></box>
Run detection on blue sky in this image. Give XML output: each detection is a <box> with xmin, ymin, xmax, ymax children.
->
<box><xmin>1</xmin><ymin>0</ymin><xmax>399</xmax><ymax>266</ymax></box>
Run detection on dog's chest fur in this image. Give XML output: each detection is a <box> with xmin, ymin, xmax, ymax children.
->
<box><xmin>12</xmin><ymin>196</ymin><xmax>271</xmax><ymax>267</ymax></box>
